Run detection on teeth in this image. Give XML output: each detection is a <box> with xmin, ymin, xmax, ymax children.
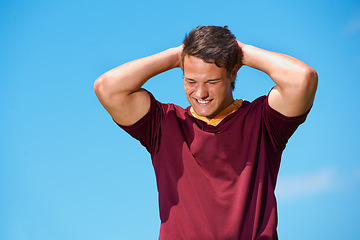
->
<box><xmin>197</xmin><ymin>99</ymin><xmax>210</xmax><ymax>104</ymax></box>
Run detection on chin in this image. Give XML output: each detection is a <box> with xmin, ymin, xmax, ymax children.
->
<box><xmin>195</xmin><ymin>109</ymin><xmax>215</xmax><ymax>118</ymax></box>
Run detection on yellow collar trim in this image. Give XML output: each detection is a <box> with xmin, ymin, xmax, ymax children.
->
<box><xmin>190</xmin><ymin>99</ymin><xmax>244</xmax><ymax>126</ymax></box>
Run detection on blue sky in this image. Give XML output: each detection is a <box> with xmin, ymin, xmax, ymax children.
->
<box><xmin>1</xmin><ymin>0</ymin><xmax>359</xmax><ymax>239</ymax></box>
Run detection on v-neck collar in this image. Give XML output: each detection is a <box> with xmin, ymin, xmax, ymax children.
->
<box><xmin>190</xmin><ymin>99</ymin><xmax>244</xmax><ymax>127</ymax></box>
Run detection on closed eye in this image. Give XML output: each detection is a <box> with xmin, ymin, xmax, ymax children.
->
<box><xmin>185</xmin><ymin>78</ymin><xmax>197</xmax><ymax>84</ymax></box>
<box><xmin>207</xmin><ymin>79</ymin><xmax>222</xmax><ymax>85</ymax></box>
<box><xmin>208</xmin><ymin>81</ymin><xmax>217</xmax><ymax>85</ymax></box>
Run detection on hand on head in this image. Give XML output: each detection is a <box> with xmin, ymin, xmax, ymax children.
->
<box><xmin>234</xmin><ymin>40</ymin><xmax>245</xmax><ymax>72</ymax></box>
<box><xmin>174</xmin><ymin>45</ymin><xmax>184</xmax><ymax>68</ymax></box>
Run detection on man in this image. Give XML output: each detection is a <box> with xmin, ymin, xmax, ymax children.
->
<box><xmin>94</xmin><ymin>26</ymin><xmax>318</xmax><ymax>239</ymax></box>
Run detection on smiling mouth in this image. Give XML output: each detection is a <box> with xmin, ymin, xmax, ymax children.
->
<box><xmin>196</xmin><ymin>99</ymin><xmax>212</xmax><ymax>104</ymax></box>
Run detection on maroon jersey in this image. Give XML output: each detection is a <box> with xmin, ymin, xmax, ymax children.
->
<box><xmin>118</xmin><ymin>91</ymin><xmax>308</xmax><ymax>240</ymax></box>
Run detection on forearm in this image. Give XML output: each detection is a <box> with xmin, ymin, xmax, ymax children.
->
<box><xmin>94</xmin><ymin>46</ymin><xmax>182</xmax><ymax>125</ymax></box>
<box><xmin>95</xmin><ymin>47</ymin><xmax>181</xmax><ymax>97</ymax></box>
<box><xmin>239</xmin><ymin>43</ymin><xmax>318</xmax><ymax>116</ymax></box>
<box><xmin>241</xmin><ymin>44</ymin><xmax>315</xmax><ymax>89</ymax></box>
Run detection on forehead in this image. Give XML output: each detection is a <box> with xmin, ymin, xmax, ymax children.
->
<box><xmin>183</xmin><ymin>55</ymin><xmax>227</xmax><ymax>80</ymax></box>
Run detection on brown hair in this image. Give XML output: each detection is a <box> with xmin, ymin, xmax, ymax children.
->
<box><xmin>181</xmin><ymin>26</ymin><xmax>242</xmax><ymax>89</ymax></box>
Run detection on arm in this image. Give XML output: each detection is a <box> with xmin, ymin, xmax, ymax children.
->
<box><xmin>237</xmin><ymin>41</ymin><xmax>318</xmax><ymax>117</ymax></box>
<box><xmin>94</xmin><ymin>46</ymin><xmax>183</xmax><ymax>126</ymax></box>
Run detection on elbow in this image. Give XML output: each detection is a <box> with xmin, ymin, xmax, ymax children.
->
<box><xmin>304</xmin><ymin>66</ymin><xmax>318</xmax><ymax>82</ymax></box>
<box><xmin>94</xmin><ymin>74</ymin><xmax>119</xmax><ymax>109</ymax></box>
<box><xmin>302</xmin><ymin>66</ymin><xmax>318</xmax><ymax>93</ymax></box>
<box><xmin>94</xmin><ymin>75</ymin><xmax>105</xmax><ymax>97</ymax></box>
<box><xmin>94</xmin><ymin>72</ymin><xmax>115</xmax><ymax>99</ymax></box>
<box><xmin>94</xmin><ymin>72</ymin><xmax>130</xmax><ymax>109</ymax></box>
<box><xmin>292</xmin><ymin>66</ymin><xmax>318</xmax><ymax>104</ymax></box>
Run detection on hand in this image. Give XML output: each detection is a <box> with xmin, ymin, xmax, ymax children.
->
<box><xmin>173</xmin><ymin>45</ymin><xmax>184</xmax><ymax>68</ymax></box>
<box><xmin>233</xmin><ymin>40</ymin><xmax>245</xmax><ymax>72</ymax></box>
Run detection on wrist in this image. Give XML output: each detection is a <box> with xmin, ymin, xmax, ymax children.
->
<box><xmin>238</xmin><ymin>44</ymin><xmax>248</xmax><ymax>66</ymax></box>
<box><xmin>171</xmin><ymin>45</ymin><xmax>183</xmax><ymax>69</ymax></box>
<box><xmin>153</xmin><ymin>47</ymin><xmax>181</xmax><ymax>71</ymax></box>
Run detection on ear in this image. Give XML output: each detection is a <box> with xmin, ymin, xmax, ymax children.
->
<box><xmin>230</xmin><ymin>65</ymin><xmax>239</xmax><ymax>82</ymax></box>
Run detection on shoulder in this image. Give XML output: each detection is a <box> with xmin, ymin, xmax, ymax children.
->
<box><xmin>242</xmin><ymin>95</ymin><xmax>308</xmax><ymax>121</ymax></box>
<box><xmin>234</xmin><ymin>95</ymin><xmax>266</xmax><ymax>117</ymax></box>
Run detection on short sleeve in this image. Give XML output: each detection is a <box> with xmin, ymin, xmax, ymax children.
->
<box><xmin>115</xmin><ymin>91</ymin><xmax>163</xmax><ymax>155</ymax></box>
<box><xmin>262</xmin><ymin>96</ymin><xmax>309</xmax><ymax>152</ymax></box>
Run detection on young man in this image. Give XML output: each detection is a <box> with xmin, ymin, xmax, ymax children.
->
<box><xmin>94</xmin><ymin>26</ymin><xmax>318</xmax><ymax>239</ymax></box>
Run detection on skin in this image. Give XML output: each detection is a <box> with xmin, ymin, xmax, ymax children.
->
<box><xmin>237</xmin><ymin>41</ymin><xmax>318</xmax><ymax>117</ymax></box>
<box><xmin>93</xmin><ymin>36</ymin><xmax>318</xmax><ymax>238</ymax></box>
<box><xmin>94</xmin><ymin>46</ymin><xmax>182</xmax><ymax>126</ymax></box>
<box><xmin>183</xmin><ymin>55</ymin><xmax>237</xmax><ymax>120</ymax></box>
<box><xmin>94</xmin><ymin>40</ymin><xmax>317</xmax><ymax>126</ymax></box>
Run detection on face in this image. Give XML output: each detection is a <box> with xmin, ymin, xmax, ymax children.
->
<box><xmin>183</xmin><ymin>55</ymin><xmax>236</xmax><ymax>120</ymax></box>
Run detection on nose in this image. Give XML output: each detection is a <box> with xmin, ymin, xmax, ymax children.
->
<box><xmin>194</xmin><ymin>84</ymin><xmax>209</xmax><ymax>99</ymax></box>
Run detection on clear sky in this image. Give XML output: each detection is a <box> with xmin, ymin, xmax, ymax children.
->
<box><xmin>1</xmin><ymin>0</ymin><xmax>359</xmax><ymax>239</ymax></box>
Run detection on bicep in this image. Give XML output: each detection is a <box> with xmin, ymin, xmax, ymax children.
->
<box><xmin>102</xmin><ymin>89</ymin><xmax>151</xmax><ymax>126</ymax></box>
<box><xmin>268</xmin><ymin>70</ymin><xmax>318</xmax><ymax>117</ymax></box>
